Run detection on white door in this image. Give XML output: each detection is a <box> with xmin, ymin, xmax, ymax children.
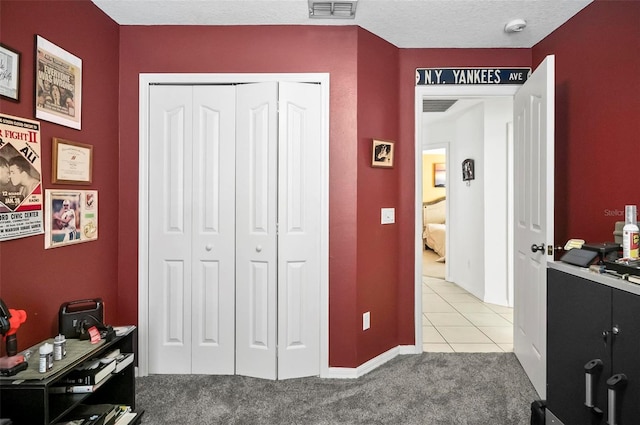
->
<box><xmin>235</xmin><ymin>82</ymin><xmax>279</xmax><ymax>379</ymax></box>
<box><xmin>235</xmin><ymin>82</ymin><xmax>322</xmax><ymax>380</ymax></box>
<box><xmin>513</xmin><ymin>55</ymin><xmax>555</xmax><ymax>399</ymax></box>
<box><xmin>148</xmin><ymin>82</ymin><xmax>321</xmax><ymax>379</ymax></box>
<box><xmin>277</xmin><ymin>82</ymin><xmax>321</xmax><ymax>379</ymax></box>
<box><xmin>148</xmin><ymin>85</ymin><xmax>236</xmax><ymax>374</ymax></box>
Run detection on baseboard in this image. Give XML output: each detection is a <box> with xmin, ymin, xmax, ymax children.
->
<box><xmin>322</xmin><ymin>344</ymin><xmax>419</xmax><ymax>379</ymax></box>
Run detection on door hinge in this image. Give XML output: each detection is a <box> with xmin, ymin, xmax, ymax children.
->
<box><xmin>547</xmin><ymin>245</ymin><xmax>554</xmax><ymax>256</ymax></box>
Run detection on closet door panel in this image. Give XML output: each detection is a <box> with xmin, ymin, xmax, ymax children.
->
<box><xmin>235</xmin><ymin>82</ymin><xmax>278</xmax><ymax>380</ymax></box>
<box><xmin>148</xmin><ymin>85</ymin><xmax>193</xmax><ymax>374</ymax></box>
<box><xmin>191</xmin><ymin>86</ymin><xmax>236</xmax><ymax>374</ymax></box>
<box><xmin>277</xmin><ymin>82</ymin><xmax>322</xmax><ymax>379</ymax></box>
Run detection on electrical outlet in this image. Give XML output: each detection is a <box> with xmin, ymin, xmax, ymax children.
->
<box><xmin>363</xmin><ymin>311</ymin><xmax>370</xmax><ymax>330</ymax></box>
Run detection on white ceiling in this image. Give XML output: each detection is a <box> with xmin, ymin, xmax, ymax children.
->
<box><xmin>91</xmin><ymin>0</ymin><xmax>593</xmax><ymax>48</ymax></box>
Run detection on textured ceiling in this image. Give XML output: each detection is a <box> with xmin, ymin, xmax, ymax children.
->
<box><xmin>91</xmin><ymin>0</ymin><xmax>594</xmax><ymax>48</ymax></box>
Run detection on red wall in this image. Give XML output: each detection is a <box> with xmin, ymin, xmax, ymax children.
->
<box><xmin>3</xmin><ymin>0</ymin><xmax>636</xmax><ymax>370</ymax></box>
<box><xmin>532</xmin><ymin>0</ymin><xmax>640</xmax><ymax>244</ymax></box>
<box><xmin>116</xmin><ymin>25</ymin><xmax>369</xmax><ymax>367</ymax></box>
<box><xmin>0</xmin><ymin>0</ymin><xmax>120</xmax><ymax>352</ymax></box>
<box><xmin>355</xmin><ymin>30</ymin><xmax>401</xmax><ymax>364</ymax></box>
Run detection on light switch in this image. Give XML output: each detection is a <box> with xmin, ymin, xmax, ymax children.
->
<box><xmin>381</xmin><ymin>208</ymin><xmax>395</xmax><ymax>224</ymax></box>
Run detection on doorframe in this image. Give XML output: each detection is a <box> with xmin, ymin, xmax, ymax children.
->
<box><xmin>138</xmin><ymin>73</ymin><xmax>330</xmax><ymax>377</ymax></box>
<box><xmin>414</xmin><ymin>85</ymin><xmax>518</xmax><ymax>349</ymax></box>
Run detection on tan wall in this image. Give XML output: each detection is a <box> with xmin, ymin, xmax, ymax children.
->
<box><xmin>422</xmin><ymin>153</ymin><xmax>446</xmax><ymax>202</ymax></box>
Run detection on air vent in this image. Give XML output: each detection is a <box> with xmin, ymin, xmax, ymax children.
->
<box><xmin>423</xmin><ymin>99</ymin><xmax>457</xmax><ymax>113</ymax></box>
<box><xmin>309</xmin><ymin>1</ymin><xmax>357</xmax><ymax>19</ymax></box>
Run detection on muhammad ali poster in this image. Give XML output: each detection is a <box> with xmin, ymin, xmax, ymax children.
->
<box><xmin>0</xmin><ymin>113</ymin><xmax>43</xmax><ymax>242</ymax></box>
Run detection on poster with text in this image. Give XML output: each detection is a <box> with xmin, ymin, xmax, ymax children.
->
<box><xmin>0</xmin><ymin>113</ymin><xmax>43</xmax><ymax>241</ymax></box>
<box><xmin>45</xmin><ymin>189</ymin><xmax>97</xmax><ymax>249</ymax></box>
<box><xmin>35</xmin><ymin>35</ymin><xmax>82</xmax><ymax>130</ymax></box>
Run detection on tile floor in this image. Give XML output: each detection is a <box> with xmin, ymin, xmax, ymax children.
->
<box><xmin>422</xmin><ymin>276</ymin><xmax>514</xmax><ymax>353</ymax></box>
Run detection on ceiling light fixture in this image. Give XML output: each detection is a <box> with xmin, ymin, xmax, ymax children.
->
<box><xmin>308</xmin><ymin>1</ymin><xmax>358</xmax><ymax>19</ymax></box>
<box><xmin>504</xmin><ymin>19</ymin><xmax>527</xmax><ymax>33</ymax></box>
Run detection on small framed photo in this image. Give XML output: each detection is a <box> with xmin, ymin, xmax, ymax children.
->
<box><xmin>52</xmin><ymin>137</ymin><xmax>93</xmax><ymax>185</ymax></box>
<box><xmin>433</xmin><ymin>163</ymin><xmax>446</xmax><ymax>187</ymax></box>
<box><xmin>0</xmin><ymin>43</ymin><xmax>21</xmax><ymax>101</ymax></box>
<box><xmin>35</xmin><ymin>35</ymin><xmax>82</xmax><ymax>129</ymax></box>
<box><xmin>45</xmin><ymin>189</ymin><xmax>98</xmax><ymax>249</ymax></box>
<box><xmin>462</xmin><ymin>158</ymin><xmax>475</xmax><ymax>181</ymax></box>
<box><xmin>371</xmin><ymin>139</ymin><xmax>394</xmax><ymax>168</ymax></box>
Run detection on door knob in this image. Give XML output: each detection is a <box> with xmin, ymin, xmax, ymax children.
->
<box><xmin>256</xmin><ymin>245</ymin><xmax>262</xmax><ymax>252</ymax></box>
<box><xmin>205</xmin><ymin>244</ymin><xmax>213</xmax><ymax>251</ymax></box>
<box><xmin>531</xmin><ymin>243</ymin><xmax>545</xmax><ymax>253</ymax></box>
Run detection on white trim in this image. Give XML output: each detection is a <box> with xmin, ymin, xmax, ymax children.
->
<box><xmin>414</xmin><ymin>84</ymin><xmax>519</xmax><ymax>353</ymax></box>
<box><xmin>138</xmin><ymin>73</ymin><xmax>330</xmax><ymax>378</ymax></box>
<box><xmin>323</xmin><ymin>346</ymin><xmax>408</xmax><ymax>379</ymax></box>
<box><xmin>398</xmin><ymin>344</ymin><xmax>420</xmax><ymax>354</ymax></box>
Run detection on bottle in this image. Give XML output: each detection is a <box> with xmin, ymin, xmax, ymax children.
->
<box><xmin>53</xmin><ymin>334</ymin><xmax>66</xmax><ymax>361</ymax></box>
<box><xmin>39</xmin><ymin>343</ymin><xmax>53</xmax><ymax>373</ymax></box>
<box><xmin>622</xmin><ymin>205</ymin><xmax>639</xmax><ymax>259</ymax></box>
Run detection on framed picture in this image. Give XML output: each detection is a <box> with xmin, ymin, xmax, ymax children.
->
<box><xmin>44</xmin><ymin>189</ymin><xmax>98</xmax><ymax>249</ymax></box>
<box><xmin>51</xmin><ymin>138</ymin><xmax>93</xmax><ymax>185</ymax></box>
<box><xmin>371</xmin><ymin>139</ymin><xmax>394</xmax><ymax>168</ymax></box>
<box><xmin>35</xmin><ymin>35</ymin><xmax>82</xmax><ymax>129</ymax></box>
<box><xmin>0</xmin><ymin>43</ymin><xmax>20</xmax><ymax>101</ymax></box>
<box><xmin>433</xmin><ymin>163</ymin><xmax>446</xmax><ymax>187</ymax></box>
<box><xmin>462</xmin><ymin>158</ymin><xmax>475</xmax><ymax>181</ymax></box>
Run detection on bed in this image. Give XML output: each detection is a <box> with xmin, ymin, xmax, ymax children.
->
<box><xmin>422</xmin><ymin>197</ymin><xmax>446</xmax><ymax>260</ymax></box>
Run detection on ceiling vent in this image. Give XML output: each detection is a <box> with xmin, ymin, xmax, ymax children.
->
<box><xmin>423</xmin><ymin>99</ymin><xmax>458</xmax><ymax>113</ymax></box>
<box><xmin>308</xmin><ymin>1</ymin><xmax>358</xmax><ymax>19</ymax></box>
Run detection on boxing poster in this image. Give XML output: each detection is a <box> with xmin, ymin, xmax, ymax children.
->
<box><xmin>0</xmin><ymin>113</ymin><xmax>43</xmax><ymax>241</ymax></box>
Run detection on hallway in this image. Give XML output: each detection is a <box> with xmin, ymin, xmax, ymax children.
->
<box><xmin>422</xmin><ymin>276</ymin><xmax>513</xmax><ymax>353</ymax></box>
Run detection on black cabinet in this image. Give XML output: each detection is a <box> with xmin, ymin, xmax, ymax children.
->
<box><xmin>547</xmin><ymin>268</ymin><xmax>640</xmax><ymax>425</ymax></box>
<box><xmin>0</xmin><ymin>327</ymin><xmax>142</xmax><ymax>425</ymax></box>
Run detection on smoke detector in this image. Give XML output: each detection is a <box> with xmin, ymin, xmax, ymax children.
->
<box><xmin>504</xmin><ymin>19</ymin><xmax>527</xmax><ymax>33</ymax></box>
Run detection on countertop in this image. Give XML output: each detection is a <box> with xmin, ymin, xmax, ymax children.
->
<box><xmin>548</xmin><ymin>261</ymin><xmax>640</xmax><ymax>297</ymax></box>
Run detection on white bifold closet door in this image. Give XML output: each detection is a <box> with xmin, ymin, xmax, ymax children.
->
<box><xmin>148</xmin><ymin>82</ymin><xmax>320</xmax><ymax>380</ymax></box>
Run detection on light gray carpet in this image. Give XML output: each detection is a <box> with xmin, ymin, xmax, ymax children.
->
<box><xmin>136</xmin><ymin>352</ymin><xmax>538</xmax><ymax>424</ymax></box>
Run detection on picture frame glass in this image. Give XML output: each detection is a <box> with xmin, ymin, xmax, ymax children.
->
<box><xmin>35</xmin><ymin>35</ymin><xmax>82</xmax><ymax>129</ymax></box>
<box><xmin>433</xmin><ymin>163</ymin><xmax>445</xmax><ymax>187</ymax></box>
<box><xmin>51</xmin><ymin>138</ymin><xmax>93</xmax><ymax>185</ymax></box>
<box><xmin>372</xmin><ymin>139</ymin><xmax>394</xmax><ymax>168</ymax></box>
<box><xmin>0</xmin><ymin>43</ymin><xmax>20</xmax><ymax>101</ymax></box>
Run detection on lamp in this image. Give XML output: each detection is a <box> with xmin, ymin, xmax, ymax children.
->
<box><xmin>309</xmin><ymin>1</ymin><xmax>357</xmax><ymax>19</ymax></box>
<box><xmin>504</xmin><ymin>19</ymin><xmax>527</xmax><ymax>33</ymax></box>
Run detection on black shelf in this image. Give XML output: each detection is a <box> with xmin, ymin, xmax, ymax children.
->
<box><xmin>0</xmin><ymin>327</ymin><xmax>140</xmax><ymax>425</ymax></box>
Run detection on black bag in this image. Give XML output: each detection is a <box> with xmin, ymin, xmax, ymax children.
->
<box><xmin>530</xmin><ymin>400</ymin><xmax>546</xmax><ymax>425</ymax></box>
<box><xmin>58</xmin><ymin>298</ymin><xmax>104</xmax><ymax>338</ymax></box>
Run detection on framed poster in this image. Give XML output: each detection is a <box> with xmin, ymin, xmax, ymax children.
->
<box><xmin>51</xmin><ymin>138</ymin><xmax>93</xmax><ymax>184</ymax></box>
<box><xmin>433</xmin><ymin>163</ymin><xmax>446</xmax><ymax>187</ymax></box>
<box><xmin>44</xmin><ymin>189</ymin><xmax>97</xmax><ymax>249</ymax></box>
<box><xmin>0</xmin><ymin>113</ymin><xmax>43</xmax><ymax>241</ymax></box>
<box><xmin>371</xmin><ymin>139</ymin><xmax>394</xmax><ymax>168</ymax></box>
<box><xmin>35</xmin><ymin>35</ymin><xmax>82</xmax><ymax>129</ymax></box>
<box><xmin>0</xmin><ymin>43</ymin><xmax>20</xmax><ymax>101</ymax></box>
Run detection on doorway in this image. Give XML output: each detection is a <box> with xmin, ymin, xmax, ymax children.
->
<box><xmin>138</xmin><ymin>73</ymin><xmax>330</xmax><ymax>379</ymax></box>
<box><xmin>415</xmin><ymin>87</ymin><xmax>518</xmax><ymax>353</ymax></box>
<box><xmin>421</xmin><ymin>146</ymin><xmax>447</xmax><ymax>280</ymax></box>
